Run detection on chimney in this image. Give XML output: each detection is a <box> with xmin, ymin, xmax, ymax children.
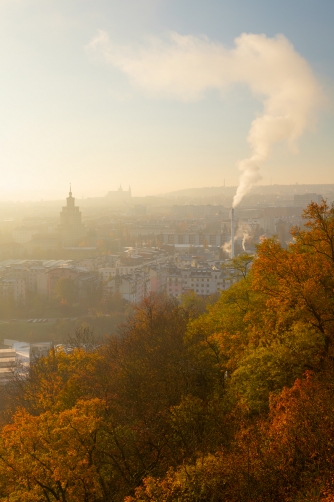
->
<box><xmin>231</xmin><ymin>208</ymin><xmax>235</xmax><ymax>259</ymax></box>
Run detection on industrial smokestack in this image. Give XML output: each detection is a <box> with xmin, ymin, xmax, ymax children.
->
<box><xmin>231</xmin><ymin>208</ymin><xmax>235</xmax><ymax>259</ymax></box>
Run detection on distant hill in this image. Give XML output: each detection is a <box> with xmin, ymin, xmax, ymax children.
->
<box><xmin>163</xmin><ymin>184</ymin><xmax>334</xmax><ymax>198</ymax></box>
<box><xmin>161</xmin><ymin>186</ymin><xmax>235</xmax><ymax>198</ymax></box>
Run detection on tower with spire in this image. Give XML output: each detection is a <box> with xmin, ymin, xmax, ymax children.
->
<box><xmin>59</xmin><ymin>185</ymin><xmax>86</xmax><ymax>246</ymax></box>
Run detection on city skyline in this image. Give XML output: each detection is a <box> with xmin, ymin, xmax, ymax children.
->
<box><xmin>0</xmin><ymin>0</ymin><xmax>333</xmax><ymax>201</ymax></box>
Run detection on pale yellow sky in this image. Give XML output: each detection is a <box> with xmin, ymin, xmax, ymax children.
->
<box><xmin>0</xmin><ymin>0</ymin><xmax>332</xmax><ymax>200</ymax></box>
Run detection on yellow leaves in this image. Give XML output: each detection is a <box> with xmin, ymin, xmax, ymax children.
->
<box><xmin>0</xmin><ymin>399</ymin><xmax>105</xmax><ymax>501</ymax></box>
<box><xmin>21</xmin><ymin>348</ymin><xmax>104</xmax><ymax>415</ymax></box>
<box><xmin>252</xmin><ymin>203</ymin><xmax>334</xmax><ymax>347</ymax></box>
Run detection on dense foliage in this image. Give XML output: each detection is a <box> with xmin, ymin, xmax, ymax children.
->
<box><xmin>1</xmin><ymin>200</ymin><xmax>334</xmax><ymax>501</ymax></box>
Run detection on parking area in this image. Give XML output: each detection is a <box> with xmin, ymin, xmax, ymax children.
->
<box><xmin>6</xmin><ymin>317</ymin><xmax>78</xmax><ymax>324</ymax></box>
<box><xmin>26</xmin><ymin>319</ymin><xmax>49</xmax><ymax>323</ymax></box>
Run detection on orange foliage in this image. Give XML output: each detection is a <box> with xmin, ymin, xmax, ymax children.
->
<box><xmin>252</xmin><ymin>200</ymin><xmax>334</xmax><ymax>353</ymax></box>
<box><xmin>127</xmin><ymin>372</ymin><xmax>334</xmax><ymax>501</ymax></box>
<box><xmin>1</xmin><ymin>203</ymin><xmax>334</xmax><ymax>501</ymax></box>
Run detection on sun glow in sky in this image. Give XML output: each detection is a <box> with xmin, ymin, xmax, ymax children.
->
<box><xmin>0</xmin><ymin>0</ymin><xmax>333</xmax><ymax>200</ymax></box>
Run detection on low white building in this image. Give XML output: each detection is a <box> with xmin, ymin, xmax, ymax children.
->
<box><xmin>3</xmin><ymin>339</ymin><xmax>53</xmax><ymax>368</ymax></box>
<box><xmin>0</xmin><ymin>348</ymin><xmax>16</xmax><ymax>386</ymax></box>
<box><xmin>98</xmin><ymin>265</ymin><xmax>143</xmax><ymax>282</ymax></box>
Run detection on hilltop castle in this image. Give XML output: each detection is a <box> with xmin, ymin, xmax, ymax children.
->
<box><xmin>105</xmin><ymin>185</ymin><xmax>132</xmax><ymax>203</ymax></box>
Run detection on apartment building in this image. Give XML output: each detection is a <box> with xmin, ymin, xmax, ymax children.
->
<box><xmin>98</xmin><ymin>265</ymin><xmax>143</xmax><ymax>282</ymax></box>
<box><xmin>162</xmin><ymin>232</ymin><xmax>228</xmax><ymax>246</ymax></box>
<box><xmin>146</xmin><ymin>265</ymin><xmax>168</xmax><ymax>294</ymax></box>
<box><xmin>0</xmin><ymin>260</ymin><xmax>97</xmax><ymax>300</ymax></box>
<box><xmin>166</xmin><ymin>269</ymin><xmax>183</xmax><ymax>297</ymax></box>
<box><xmin>104</xmin><ymin>271</ymin><xmax>151</xmax><ymax>303</ymax></box>
<box><xmin>0</xmin><ymin>278</ymin><xmax>26</xmax><ymax>303</ymax></box>
<box><xmin>166</xmin><ymin>266</ymin><xmax>233</xmax><ymax>298</ymax></box>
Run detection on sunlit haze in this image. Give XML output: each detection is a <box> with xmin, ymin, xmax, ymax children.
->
<box><xmin>0</xmin><ymin>0</ymin><xmax>333</xmax><ymax>200</ymax></box>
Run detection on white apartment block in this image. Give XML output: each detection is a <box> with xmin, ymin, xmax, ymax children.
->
<box><xmin>162</xmin><ymin>233</ymin><xmax>228</xmax><ymax>247</ymax></box>
<box><xmin>166</xmin><ymin>267</ymin><xmax>234</xmax><ymax>298</ymax></box>
<box><xmin>104</xmin><ymin>271</ymin><xmax>151</xmax><ymax>304</ymax></box>
<box><xmin>98</xmin><ymin>252</ymin><xmax>170</xmax><ymax>289</ymax></box>
<box><xmin>98</xmin><ymin>265</ymin><xmax>142</xmax><ymax>282</ymax></box>
<box><xmin>26</xmin><ymin>266</ymin><xmax>48</xmax><ymax>295</ymax></box>
<box><xmin>103</xmin><ymin>255</ymin><xmax>236</xmax><ymax>303</ymax></box>
<box><xmin>0</xmin><ymin>259</ymin><xmax>92</xmax><ymax>304</ymax></box>
<box><xmin>0</xmin><ymin>278</ymin><xmax>26</xmax><ymax>304</ymax></box>
<box><xmin>146</xmin><ymin>265</ymin><xmax>167</xmax><ymax>294</ymax></box>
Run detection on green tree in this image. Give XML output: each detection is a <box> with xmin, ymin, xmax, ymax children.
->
<box><xmin>54</xmin><ymin>277</ymin><xmax>76</xmax><ymax>305</ymax></box>
<box><xmin>231</xmin><ymin>323</ymin><xmax>324</xmax><ymax>414</ymax></box>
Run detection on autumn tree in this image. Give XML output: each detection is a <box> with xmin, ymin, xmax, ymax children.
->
<box><xmin>3</xmin><ymin>345</ymin><xmax>104</xmax><ymax>417</ymax></box>
<box><xmin>126</xmin><ymin>372</ymin><xmax>334</xmax><ymax>502</ymax></box>
<box><xmin>0</xmin><ymin>399</ymin><xmax>106</xmax><ymax>501</ymax></box>
<box><xmin>252</xmin><ymin>200</ymin><xmax>334</xmax><ymax>355</ymax></box>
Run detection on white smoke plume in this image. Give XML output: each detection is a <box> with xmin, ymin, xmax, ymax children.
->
<box><xmin>87</xmin><ymin>31</ymin><xmax>321</xmax><ymax>206</ymax></box>
<box><xmin>242</xmin><ymin>232</ymin><xmax>248</xmax><ymax>252</ymax></box>
<box><xmin>222</xmin><ymin>221</ymin><xmax>252</xmax><ymax>256</ymax></box>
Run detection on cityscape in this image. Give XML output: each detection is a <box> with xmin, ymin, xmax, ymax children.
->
<box><xmin>0</xmin><ymin>0</ymin><xmax>333</xmax><ymax>500</ymax></box>
<box><xmin>0</xmin><ymin>183</ymin><xmax>331</xmax><ymax>307</ymax></box>
<box><xmin>0</xmin><ymin>182</ymin><xmax>331</xmax><ymax>381</ymax></box>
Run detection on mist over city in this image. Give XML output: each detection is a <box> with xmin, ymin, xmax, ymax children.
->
<box><xmin>0</xmin><ymin>1</ymin><xmax>334</xmax><ymax>501</ymax></box>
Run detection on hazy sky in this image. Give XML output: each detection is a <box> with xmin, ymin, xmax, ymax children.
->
<box><xmin>0</xmin><ymin>0</ymin><xmax>333</xmax><ymax>200</ymax></box>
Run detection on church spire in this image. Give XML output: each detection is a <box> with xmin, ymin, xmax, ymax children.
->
<box><xmin>66</xmin><ymin>184</ymin><xmax>75</xmax><ymax>208</ymax></box>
